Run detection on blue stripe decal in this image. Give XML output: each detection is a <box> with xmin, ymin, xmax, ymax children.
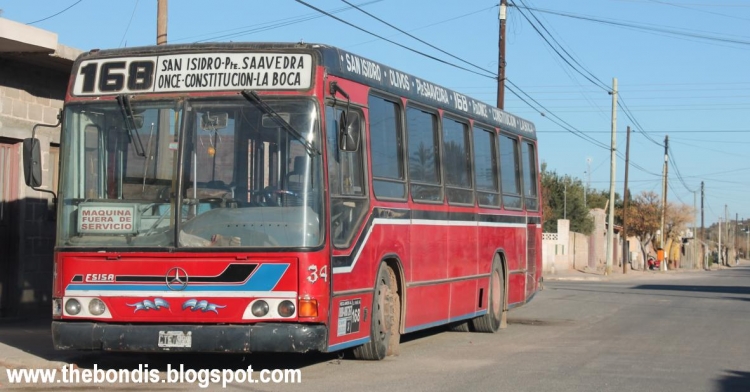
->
<box><xmin>327</xmin><ymin>337</ymin><xmax>370</xmax><ymax>351</ymax></box>
<box><xmin>404</xmin><ymin>310</ymin><xmax>489</xmax><ymax>333</ymax></box>
<box><xmin>65</xmin><ymin>264</ymin><xmax>289</xmax><ymax>292</ymax></box>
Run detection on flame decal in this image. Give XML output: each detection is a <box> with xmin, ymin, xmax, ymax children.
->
<box><xmin>126</xmin><ymin>298</ymin><xmax>170</xmax><ymax>312</ymax></box>
<box><xmin>182</xmin><ymin>299</ymin><xmax>226</xmax><ymax>314</ymax></box>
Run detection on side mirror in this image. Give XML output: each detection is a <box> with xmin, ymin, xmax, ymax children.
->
<box><xmin>338</xmin><ymin>111</ymin><xmax>360</xmax><ymax>152</ymax></box>
<box><xmin>23</xmin><ymin>138</ymin><xmax>42</xmax><ymax>187</ymax></box>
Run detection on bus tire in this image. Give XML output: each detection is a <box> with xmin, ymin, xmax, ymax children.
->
<box><xmin>353</xmin><ymin>265</ymin><xmax>400</xmax><ymax>360</ymax></box>
<box><xmin>449</xmin><ymin>321</ymin><xmax>471</xmax><ymax>332</ymax></box>
<box><xmin>472</xmin><ymin>258</ymin><xmax>504</xmax><ymax>333</ymax></box>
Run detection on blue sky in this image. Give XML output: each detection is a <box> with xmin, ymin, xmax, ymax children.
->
<box><xmin>3</xmin><ymin>0</ymin><xmax>749</xmax><ymax>226</ymax></box>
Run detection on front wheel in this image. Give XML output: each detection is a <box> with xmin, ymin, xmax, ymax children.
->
<box><xmin>472</xmin><ymin>257</ymin><xmax>504</xmax><ymax>333</ymax></box>
<box><xmin>353</xmin><ymin>265</ymin><xmax>400</xmax><ymax>360</ymax></box>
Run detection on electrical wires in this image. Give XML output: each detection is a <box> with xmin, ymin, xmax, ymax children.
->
<box><xmin>26</xmin><ymin>0</ymin><xmax>84</xmax><ymax>25</ymax></box>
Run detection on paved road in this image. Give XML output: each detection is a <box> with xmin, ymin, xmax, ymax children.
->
<box><xmin>2</xmin><ymin>266</ymin><xmax>750</xmax><ymax>391</ymax></box>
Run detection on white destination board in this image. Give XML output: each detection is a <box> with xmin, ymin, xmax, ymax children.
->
<box><xmin>78</xmin><ymin>204</ymin><xmax>138</xmax><ymax>234</ymax></box>
<box><xmin>72</xmin><ymin>53</ymin><xmax>313</xmax><ymax>96</ymax></box>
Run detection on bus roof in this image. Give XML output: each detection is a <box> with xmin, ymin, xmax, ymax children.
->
<box><xmin>75</xmin><ymin>42</ymin><xmax>536</xmax><ymax>139</ymax></box>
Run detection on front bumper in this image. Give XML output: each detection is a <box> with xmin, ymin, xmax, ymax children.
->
<box><xmin>52</xmin><ymin>321</ymin><xmax>327</xmax><ymax>353</ymax></box>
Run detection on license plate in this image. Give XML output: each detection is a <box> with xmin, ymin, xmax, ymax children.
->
<box><xmin>158</xmin><ymin>331</ymin><xmax>192</xmax><ymax>348</ymax></box>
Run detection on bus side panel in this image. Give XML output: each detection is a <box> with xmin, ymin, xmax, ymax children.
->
<box><xmin>507</xmin><ymin>272</ymin><xmax>526</xmax><ymax>305</ymax></box>
<box><xmin>409</xmin><ymin>220</ymin><xmax>447</xmax><ymax>284</ymax></box>
<box><xmin>449</xmin><ymin>279</ymin><xmax>479</xmax><ymax>320</ymax></box>
<box><xmin>330</xmin><ymin>216</ymin><xmax>409</xmax><ymax>347</ymax></box>
<box><xmin>408</xmin><ymin>218</ymin><xmax>449</xmax><ymax>329</ymax></box>
<box><xmin>447</xmin><ymin>214</ymin><xmax>478</xmax><ymax>320</ymax></box>
<box><xmin>404</xmin><ymin>284</ymin><xmax>450</xmax><ymax>332</ymax></box>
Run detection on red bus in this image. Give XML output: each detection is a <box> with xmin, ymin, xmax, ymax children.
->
<box><xmin>23</xmin><ymin>43</ymin><xmax>542</xmax><ymax>359</ymax></box>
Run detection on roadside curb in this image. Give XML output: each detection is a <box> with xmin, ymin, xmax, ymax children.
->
<box><xmin>545</xmin><ymin>263</ymin><xmax>742</xmax><ymax>282</ymax></box>
<box><xmin>545</xmin><ymin>276</ymin><xmax>606</xmax><ymax>282</ymax></box>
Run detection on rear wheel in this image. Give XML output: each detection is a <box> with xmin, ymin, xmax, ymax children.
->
<box><xmin>472</xmin><ymin>257</ymin><xmax>504</xmax><ymax>333</ymax></box>
<box><xmin>353</xmin><ymin>265</ymin><xmax>400</xmax><ymax>360</ymax></box>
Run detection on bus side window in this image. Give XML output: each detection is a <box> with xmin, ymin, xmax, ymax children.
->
<box><xmin>406</xmin><ymin>106</ymin><xmax>442</xmax><ymax>203</ymax></box>
<box><xmin>499</xmin><ymin>134</ymin><xmax>522</xmax><ymax>209</ymax></box>
<box><xmin>521</xmin><ymin>141</ymin><xmax>539</xmax><ymax>211</ymax></box>
<box><xmin>326</xmin><ymin>105</ymin><xmax>368</xmax><ymax>248</ymax></box>
<box><xmin>368</xmin><ymin>94</ymin><xmax>405</xmax><ymax>200</ymax></box>
<box><xmin>473</xmin><ymin>126</ymin><xmax>500</xmax><ymax>208</ymax></box>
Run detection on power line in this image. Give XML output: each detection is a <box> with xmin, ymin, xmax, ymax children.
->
<box><xmin>510</xmin><ymin>0</ymin><xmax>610</xmax><ymax>91</ymax></box>
<box><xmin>26</xmin><ymin>0</ymin><xmax>84</xmax><ymax>25</ymax></box>
<box><xmin>513</xmin><ymin>4</ymin><xmax>750</xmax><ymax>48</ymax></box>
<box><xmin>645</xmin><ymin>0</ymin><xmax>750</xmax><ymax>22</ymax></box>
<box><xmin>119</xmin><ymin>0</ymin><xmax>140</xmax><ymax>48</ymax></box>
<box><xmin>170</xmin><ymin>0</ymin><xmax>384</xmax><ymax>43</ymax></box>
<box><xmin>293</xmin><ymin>0</ymin><xmax>497</xmax><ymax>80</ymax></box>
<box><xmin>341</xmin><ymin>0</ymin><xmax>497</xmax><ymax>77</ymax></box>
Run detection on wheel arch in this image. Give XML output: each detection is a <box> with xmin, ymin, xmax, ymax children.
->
<box><xmin>492</xmin><ymin>248</ymin><xmax>510</xmax><ymax>329</ymax></box>
<box><xmin>380</xmin><ymin>253</ymin><xmax>405</xmax><ymax>334</ymax></box>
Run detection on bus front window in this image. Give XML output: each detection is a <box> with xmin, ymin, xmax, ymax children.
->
<box><xmin>60</xmin><ymin>102</ymin><xmax>181</xmax><ymax>247</ymax></box>
<box><xmin>58</xmin><ymin>98</ymin><xmax>323</xmax><ymax>249</ymax></box>
<box><xmin>178</xmin><ymin>99</ymin><xmax>323</xmax><ymax>248</ymax></box>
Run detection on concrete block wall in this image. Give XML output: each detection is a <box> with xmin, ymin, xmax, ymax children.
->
<box><xmin>0</xmin><ymin>57</ymin><xmax>68</xmax><ymax>316</ymax></box>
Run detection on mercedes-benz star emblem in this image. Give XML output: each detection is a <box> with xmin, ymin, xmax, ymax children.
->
<box><xmin>165</xmin><ymin>267</ymin><xmax>189</xmax><ymax>291</ymax></box>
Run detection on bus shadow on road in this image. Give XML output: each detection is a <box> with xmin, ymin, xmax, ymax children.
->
<box><xmin>714</xmin><ymin>370</ymin><xmax>750</xmax><ymax>391</ymax></box>
<box><xmin>631</xmin><ymin>284</ymin><xmax>750</xmax><ymax>296</ymax></box>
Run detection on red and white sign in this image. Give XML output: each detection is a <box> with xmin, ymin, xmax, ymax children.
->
<box><xmin>78</xmin><ymin>204</ymin><xmax>138</xmax><ymax>234</ymax></box>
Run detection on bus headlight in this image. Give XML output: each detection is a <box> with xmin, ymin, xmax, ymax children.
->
<box><xmin>278</xmin><ymin>300</ymin><xmax>295</xmax><ymax>317</ymax></box>
<box><xmin>65</xmin><ymin>299</ymin><xmax>81</xmax><ymax>315</ymax></box>
<box><xmin>251</xmin><ymin>300</ymin><xmax>269</xmax><ymax>317</ymax></box>
<box><xmin>88</xmin><ymin>298</ymin><xmax>107</xmax><ymax>316</ymax></box>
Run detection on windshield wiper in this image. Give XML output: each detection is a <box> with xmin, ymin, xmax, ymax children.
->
<box><xmin>241</xmin><ymin>90</ymin><xmax>320</xmax><ymax>157</ymax></box>
<box><xmin>116</xmin><ymin>94</ymin><xmax>146</xmax><ymax>157</ymax></box>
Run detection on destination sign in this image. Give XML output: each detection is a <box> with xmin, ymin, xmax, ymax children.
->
<box><xmin>72</xmin><ymin>53</ymin><xmax>313</xmax><ymax>96</ymax></box>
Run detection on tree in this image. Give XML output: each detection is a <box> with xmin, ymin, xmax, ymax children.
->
<box><xmin>541</xmin><ymin>163</ymin><xmax>593</xmax><ymax>234</ymax></box>
<box><xmin>619</xmin><ymin>191</ymin><xmax>695</xmax><ymax>269</ymax></box>
<box><xmin>621</xmin><ymin>191</ymin><xmax>661</xmax><ymax>266</ymax></box>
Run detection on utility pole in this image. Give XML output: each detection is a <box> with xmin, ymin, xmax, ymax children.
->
<box><xmin>693</xmin><ymin>191</ymin><xmax>699</xmax><ymax>269</ymax></box>
<box><xmin>725</xmin><ymin>204</ymin><xmax>729</xmax><ymax>265</ymax></box>
<box><xmin>584</xmin><ymin>158</ymin><xmax>591</xmax><ymax>208</ymax></box>
<box><xmin>157</xmin><ymin>0</ymin><xmax>168</xmax><ymax>45</ymax></box>
<box><xmin>660</xmin><ymin>135</ymin><xmax>668</xmax><ymax>271</ymax></box>
<box><xmin>700</xmin><ymin>183</ymin><xmax>704</xmax><ymax>242</ymax></box>
<box><xmin>563</xmin><ymin>181</ymin><xmax>567</xmax><ymax>220</ymax></box>
<box><xmin>605</xmin><ymin>78</ymin><xmax>617</xmax><ymax>275</ymax></box>
<box><xmin>736</xmin><ymin>212</ymin><xmax>740</xmax><ymax>264</ymax></box>
<box><xmin>622</xmin><ymin>126</ymin><xmax>631</xmax><ymax>274</ymax></box>
<box><xmin>497</xmin><ymin>0</ymin><xmax>507</xmax><ymax>109</ymax></box>
<box><xmin>719</xmin><ymin>217</ymin><xmax>723</xmax><ymax>266</ymax></box>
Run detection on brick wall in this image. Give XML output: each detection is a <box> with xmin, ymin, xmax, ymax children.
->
<box><xmin>0</xmin><ymin>57</ymin><xmax>68</xmax><ymax>316</ymax></box>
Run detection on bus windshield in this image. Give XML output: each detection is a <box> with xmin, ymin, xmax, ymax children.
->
<box><xmin>59</xmin><ymin>97</ymin><xmax>323</xmax><ymax>248</ymax></box>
